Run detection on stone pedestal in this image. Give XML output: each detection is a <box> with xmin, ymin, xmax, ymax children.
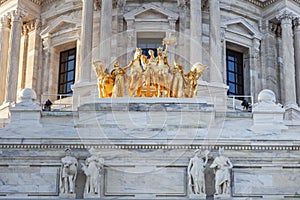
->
<box><xmin>71</xmin><ymin>81</ymin><xmax>98</xmax><ymax>110</ymax></box>
<box><xmin>284</xmin><ymin>106</ymin><xmax>300</xmax><ymax>124</ymax></box>
<box><xmin>7</xmin><ymin>88</ymin><xmax>41</xmax><ymax>128</ymax></box>
<box><xmin>251</xmin><ymin>89</ymin><xmax>287</xmax><ymax>133</ymax></box>
<box><xmin>59</xmin><ymin>193</ymin><xmax>76</xmax><ymax>199</ymax></box>
<box><xmin>197</xmin><ymin>81</ymin><xmax>228</xmax><ymax>112</ymax></box>
<box><xmin>188</xmin><ymin>194</ymin><xmax>206</xmax><ymax>199</ymax></box>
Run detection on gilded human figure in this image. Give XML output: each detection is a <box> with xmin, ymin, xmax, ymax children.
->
<box><xmin>156</xmin><ymin>47</ymin><xmax>171</xmax><ymax>97</ymax></box>
<box><xmin>59</xmin><ymin>149</ymin><xmax>78</xmax><ymax>195</ymax></box>
<box><xmin>210</xmin><ymin>148</ymin><xmax>233</xmax><ymax>196</ymax></box>
<box><xmin>141</xmin><ymin>50</ymin><xmax>158</xmax><ymax>87</ymax></box>
<box><xmin>188</xmin><ymin>149</ymin><xmax>209</xmax><ymax>195</ymax></box>
<box><xmin>93</xmin><ymin>61</ymin><xmax>114</xmax><ymax>98</ymax></box>
<box><xmin>81</xmin><ymin>156</ymin><xmax>104</xmax><ymax>195</ymax></box>
<box><xmin>170</xmin><ymin>61</ymin><xmax>186</xmax><ymax>98</ymax></box>
<box><xmin>184</xmin><ymin>62</ymin><xmax>208</xmax><ymax>98</ymax></box>
<box><xmin>111</xmin><ymin>61</ymin><xmax>129</xmax><ymax>97</ymax></box>
<box><xmin>126</xmin><ymin>48</ymin><xmax>143</xmax><ymax>97</ymax></box>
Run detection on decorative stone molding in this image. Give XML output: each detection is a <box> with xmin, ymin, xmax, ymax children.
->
<box><xmin>0</xmin><ymin>15</ymin><xmax>10</xmax><ymax>28</ymax></box>
<box><xmin>276</xmin><ymin>10</ymin><xmax>297</xmax><ymax>21</ymax></box>
<box><xmin>124</xmin><ymin>3</ymin><xmax>179</xmax><ymax>21</ymax></box>
<box><xmin>7</xmin><ymin>9</ymin><xmax>26</xmax><ymax>22</ymax></box>
<box><xmin>0</xmin><ymin>144</ymin><xmax>300</xmax><ymax>151</ymax></box>
<box><xmin>222</xmin><ymin>17</ymin><xmax>262</xmax><ymax>40</ymax></box>
<box><xmin>177</xmin><ymin>0</ymin><xmax>190</xmax><ymax>10</ymax></box>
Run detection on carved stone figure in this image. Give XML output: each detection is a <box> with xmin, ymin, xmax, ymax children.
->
<box><xmin>188</xmin><ymin>149</ymin><xmax>209</xmax><ymax>195</ymax></box>
<box><xmin>210</xmin><ymin>148</ymin><xmax>233</xmax><ymax>196</ymax></box>
<box><xmin>81</xmin><ymin>156</ymin><xmax>104</xmax><ymax>195</ymax></box>
<box><xmin>59</xmin><ymin>149</ymin><xmax>78</xmax><ymax>195</ymax></box>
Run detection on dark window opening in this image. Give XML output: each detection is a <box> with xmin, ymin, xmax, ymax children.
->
<box><xmin>58</xmin><ymin>48</ymin><xmax>76</xmax><ymax>96</ymax></box>
<box><xmin>137</xmin><ymin>38</ymin><xmax>162</xmax><ymax>58</ymax></box>
<box><xmin>226</xmin><ymin>49</ymin><xmax>244</xmax><ymax>97</ymax></box>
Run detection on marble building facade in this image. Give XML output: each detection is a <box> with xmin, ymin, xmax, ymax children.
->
<box><xmin>0</xmin><ymin>0</ymin><xmax>300</xmax><ymax>199</ymax></box>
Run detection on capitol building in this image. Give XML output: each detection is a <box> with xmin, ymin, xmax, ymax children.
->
<box><xmin>0</xmin><ymin>0</ymin><xmax>300</xmax><ymax>199</ymax></box>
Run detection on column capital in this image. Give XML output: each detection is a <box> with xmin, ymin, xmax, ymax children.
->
<box><xmin>0</xmin><ymin>15</ymin><xmax>9</xmax><ymax>28</ymax></box>
<box><xmin>294</xmin><ymin>17</ymin><xmax>300</xmax><ymax>27</ymax></box>
<box><xmin>113</xmin><ymin>0</ymin><xmax>126</xmax><ymax>9</ymax></box>
<box><xmin>177</xmin><ymin>0</ymin><xmax>190</xmax><ymax>10</ymax></box>
<box><xmin>276</xmin><ymin>10</ymin><xmax>296</xmax><ymax>23</ymax></box>
<box><xmin>7</xmin><ymin>9</ymin><xmax>26</xmax><ymax>22</ymax></box>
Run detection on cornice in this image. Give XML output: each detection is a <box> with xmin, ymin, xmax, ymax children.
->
<box><xmin>0</xmin><ymin>144</ymin><xmax>299</xmax><ymax>151</ymax></box>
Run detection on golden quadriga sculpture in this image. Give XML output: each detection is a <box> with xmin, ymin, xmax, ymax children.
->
<box><xmin>93</xmin><ymin>37</ymin><xmax>207</xmax><ymax>98</ymax></box>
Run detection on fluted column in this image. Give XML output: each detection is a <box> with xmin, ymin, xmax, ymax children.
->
<box><xmin>5</xmin><ymin>10</ymin><xmax>25</xmax><ymax>103</ymax></box>
<box><xmin>278</xmin><ymin>12</ymin><xmax>297</xmax><ymax>106</ymax></box>
<box><xmin>0</xmin><ymin>16</ymin><xmax>10</xmax><ymax>105</ymax></box>
<box><xmin>78</xmin><ymin>0</ymin><xmax>94</xmax><ymax>82</ymax></box>
<box><xmin>294</xmin><ymin>18</ymin><xmax>300</xmax><ymax>105</ymax></box>
<box><xmin>190</xmin><ymin>0</ymin><xmax>202</xmax><ymax>64</ymax></box>
<box><xmin>209</xmin><ymin>0</ymin><xmax>223</xmax><ymax>83</ymax></box>
<box><xmin>99</xmin><ymin>0</ymin><xmax>112</xmax><ymax>66</ymax></box>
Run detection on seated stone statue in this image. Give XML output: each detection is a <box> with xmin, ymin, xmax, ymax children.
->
<box><xmin>59</xmin><ymin>149</ymin><xmax>78</xmax><ymax>195</ymax></box>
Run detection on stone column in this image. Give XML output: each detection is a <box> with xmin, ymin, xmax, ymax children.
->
<box><xmin>209</xmin><ymin>0</ymin><xmax>223</xmax><ymax>83</ymax></box>
<box><xmin>177</xmin><ymin>1</ymin><xmax>188</xmax><ymax>66</ymax></box>
<box><xmin>78</xmin><ymin>0</ymin><xmax>94</xmax><ymax>83</ymax></box>
<box><xmin>278</xmin><ymin>12</ymin><xmax>297</xmax><ymax>106</ymax></box>
<box><xmin>190</xmin><ymin>0</ymin><xmax>202</xmax><ymax>64</ymax></box>
<box><xmin>18</xmin><ymin>24</ymin><xmax>29</xmax><ymax>90</ymax></box>
<box><xmin>294</xmin><ymin>18</ymin><xmax>300</xmax><ymax>105</ymax></box>
<box><xmin>5</xmin><ymin>10</ymin><xmax>25</xmax><ymax>103</ymax></box>
<box><xmin>100</xmin><ymin>0</ymin><xmax>112</xmax><ymax>66</ymax></box>
<box><xmin>250</xmin><ymin>38</ymin><xmax>261</xmax><ymax>101</ymax></box>
<box><xmin>0</xmin><ymin>16</ymin><xmax>10</xmax><ymax>105</ymax></box>
<box><xmin>126</xmin><ymin>20</ymin><xmax>135</xmax><ymax>64</ymax></box>
<box><xmin>25</xmin><ymin>20</ymin><xmax>42</xmax><ymax>93</ymax></box>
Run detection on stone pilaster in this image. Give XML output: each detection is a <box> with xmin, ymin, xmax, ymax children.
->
<box><xmin>177</xmin><ymin>0</ymin><xmax>189</xmax><ymax>67</ymax></box>
<box><xmin>18</xmin><ymin>24</ymin><xmax>29</xmax><ymax>91</ymax></box>
<box><xmin>277</xmin><ymin>12</ymin><xmax>297</xmax><ymax>107</ymax></box>
<box><xmin>190</xmin><ymin>0</ymin><xmax>202</xmax><ymax>64</ymax></box>
<box><xmin>41</xmin><ymin>36</ymin><xmax>52</xmax><ymax>95</ymax></box>
<box><xmin>0</xmin><ymin>16</ymin><xmax>10</xmax><ymax>105</ymax></box>
<box><xmin>5</xmin><ymin>10</ymin><xmax>25</xmax><ymax>104</ymax></box>
<box><xmin>250</xmin><ymin>38</ymin><xmax>261</xmax><ymax>101</ymax></box>
<box><xmin>25</xmin><ymin>19</ymin><xmax>42</xmax><ymax>94</ymax></box>
<box><xmin>209</xmin><ymin>0</ymin><xmax>223</xmax><ymax>83</ymax></box>
<box><xmin>126</xmin><ymin>20</ymin><xmax>135</xmax><ymax>64</ymax></box>
<box><xmin>294</xmin><ymin>18</ymin><xmax>300</xmax><ymax>105</ymax></box>
<box><xmin>78</xmin><ymin>0</ymin><xmax>94</xmax><ymax>83</ymax></box>
<box><xmin>99</xmin><ymin>0</ymin><xmax>112</xmax><ymax>66</ymax></box>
